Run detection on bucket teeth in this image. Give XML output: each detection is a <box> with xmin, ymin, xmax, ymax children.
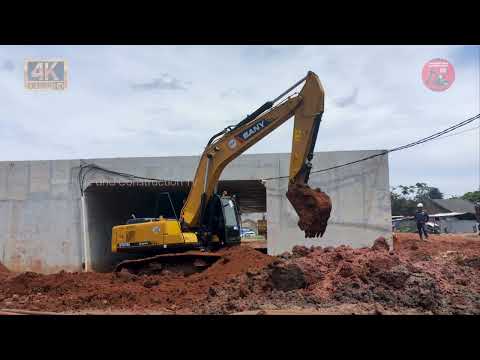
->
<box><xmin>286</xmin><ymin>184</ymin><xmax>332</xmax><ymax>238</ymax></box>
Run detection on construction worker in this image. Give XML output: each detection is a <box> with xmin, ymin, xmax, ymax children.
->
<box><xmin>475</xmin><ymin>202</ymin><xmax>480</xmax><ymax>235</ymax></box>
<box><xmin>415</xmin><ymin>203</ymin><xmax>429</xmax><ymax>241</ymax></box>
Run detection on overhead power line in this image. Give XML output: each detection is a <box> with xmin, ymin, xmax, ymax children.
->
<box><xmin>77</xmin><ymin>162</ymin><xmax>191</xmax><ymax>194</ymax></box>
<box><xmin>425</xmin><ymin>124</ymin><xmax>480</xmax><ymax>141</ymax></box>
<box><xmin>262</xmin><ymin>113</ymin><xmax>480</xmax><ymax>180</ymax></box>
<box><xmin>78</xmin><ymin>113</ymin><xmax>480</xmax><ymax>190</ymax></box>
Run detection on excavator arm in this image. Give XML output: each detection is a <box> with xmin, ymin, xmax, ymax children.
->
<box><xmin>180</xmin><ymin>71</ymin><xmax>332</xmax><ymax>238</ymax></box>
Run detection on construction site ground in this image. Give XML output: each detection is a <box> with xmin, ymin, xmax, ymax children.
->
<box><xmin>1</xmin><ymin>233</ymin><xmax>480</xmax><ymax>315</ymax></box>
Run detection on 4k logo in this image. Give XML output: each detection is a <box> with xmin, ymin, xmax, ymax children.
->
<box><xmin>24</xmin><ymin>60</ymin><xmax>67</xmax><ymax>90</ymax></box>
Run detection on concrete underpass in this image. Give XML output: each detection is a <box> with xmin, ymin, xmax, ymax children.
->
<box><xmin>84</xmin><ymin>180</ymin><xmax>266</xmax><ymax>271</ymax></box>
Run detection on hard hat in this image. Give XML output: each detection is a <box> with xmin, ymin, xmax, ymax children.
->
<box><xmin>417</xmin><ymin>203</ymin><xmax>423</xmax><ymax>208</ymax></box>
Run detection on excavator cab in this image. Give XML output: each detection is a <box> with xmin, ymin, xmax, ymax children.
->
<box><xmin>203</xmin><ymin>194</ymin><xmax>241</xmax><ymax>246</ymax></box>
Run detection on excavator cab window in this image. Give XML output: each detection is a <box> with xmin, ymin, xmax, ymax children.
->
<box><xmin>221</xmin><ymin>198</ymin><xmax>237</xmax><ymax>226</ymax></box>
<box><xmin>204</xmin><ymin>194</ymin><xmax>241</xmax><ymax>245</ymax></box>
<box><xmin>220</xmin><ymin>196</ymin><xmax>241</xmax><ymax>244</ymax></box>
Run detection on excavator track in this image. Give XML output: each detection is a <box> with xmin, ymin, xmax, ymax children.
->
<box><xmin>114</xmin><ymin>251</ymin><xmax>222</xmax><ymax>275</ymax></box>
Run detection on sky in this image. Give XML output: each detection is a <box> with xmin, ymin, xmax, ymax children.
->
<box><xmin>0</xmin><ymin>45</ymin><xmax>479</xmax><ymax>198</ymax></box>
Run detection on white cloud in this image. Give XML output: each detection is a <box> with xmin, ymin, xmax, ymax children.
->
<box><xmin>0</xmin><ymin>45</ymin><xmax>478</xmax><ymax>196</ymax></box>
<box><xmin>130</xmin><ymin>73</ymin><xmax>190</xmax><ymax>91</ymax></box>
<box><xmin>0</xmin><ymin>59</ymin><xmax>14</xmax><ymax>72</ymax></box>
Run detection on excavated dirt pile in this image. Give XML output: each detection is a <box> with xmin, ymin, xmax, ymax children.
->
<box><xmin>0</xmin><ymin>246</ymin><xmax>275</xmax><ymax>314</ymax></box>
<box><xmin>1</xmin><ymin>233</ymin><xmax>480</xmax><ymax>314</ymax></box>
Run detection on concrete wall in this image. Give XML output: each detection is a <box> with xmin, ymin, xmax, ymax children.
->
<box><xmin>0</xmin><ymin>160</ymin><xmax>83</xmax><ymax>273</ymax></box>
<box><xmin>437</xmin><ymin>219</ymin><xmax>477</xmax><ymax>234</ymax></box>
<box><xmin>266</xmin><ymin>151</ymin><xmax>391</xmax><ymax>254</ymax></box>
<box><xmin>0</xmin><ymin>151</ymin><xmax>391</xmax><ymax>273</ymax></box>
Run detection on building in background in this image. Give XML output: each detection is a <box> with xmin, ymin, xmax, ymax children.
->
<box><xmin>424</xmin><ymin>198</ymin><xmax>477</xmax><ymax>233</ymax></box>
<box><xmin>423</xmin><ymin>198</ymin><xmax>476</xmax><ymax>216</ymax></box>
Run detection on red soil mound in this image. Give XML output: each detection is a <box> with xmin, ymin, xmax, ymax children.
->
<box><xmin>393</xmin><ymin>233</ymin><xmax>480</xmax><ymax>261</ymax></box>
<box><xmin>0</xmin><ymin>246</ymin><xmax>274</xmax><ymax>314</ymax></box>
<box><xmin>203</xmin><ymin>234</ymin><xmax>480</xmax><ymax>314</ymax></box>
<box><xmin>1</xmin><ymin>234</ymin><xmax>479</xmax><ymax>314</ymax></box>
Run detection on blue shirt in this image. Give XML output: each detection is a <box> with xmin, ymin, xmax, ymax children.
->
<box><xmin>414</xmin><ymin>210</ymin><xmax>429</xmax><ymax>224</ymax></box>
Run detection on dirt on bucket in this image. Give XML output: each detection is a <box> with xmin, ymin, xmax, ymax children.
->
<box><xmin>0</xmin><ymin>262</ymin><xmax>9</xmax><ymax>274</ymax></box>
<box><xmin>286</xmin><ymin>183</ymin><xmax>332</xmax><ymax>238</ymax></box>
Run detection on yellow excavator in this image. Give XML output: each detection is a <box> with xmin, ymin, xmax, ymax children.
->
<box><xmin>111</xmin><ymin>71</ymin><xmax>332</xmax><ymax>272</ymax></box>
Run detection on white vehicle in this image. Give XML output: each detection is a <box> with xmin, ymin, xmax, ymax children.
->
<box><xmin>425</xmin><ymin>221</ymin><xmax>441</xmax><ymax>234</ymax></box>
<box><xmin>241</xmin><ymin>230</ymin><xmax>256</xmax><ymax>238</ymax></box>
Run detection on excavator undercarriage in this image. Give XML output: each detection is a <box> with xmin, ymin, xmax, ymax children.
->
<box><xmin>114</xmin><ymin>251</ymin><xmax>223</xmax><ymax>275</ymax></box>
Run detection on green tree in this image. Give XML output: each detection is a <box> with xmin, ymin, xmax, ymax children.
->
<box><xmin>398</xmin><ymin>185</ymin><xmax>415</xmax><ymax>198</ymax></box>
<box><xmin>462</xmin><ymin>191</ymin><xmax>480</xmax><ymax>203</ymax></box>
<box><xmin>391</xmin><ymin>186</ymin><xmax>417</xmax><ymax>216</ymax></box>
<box><xmin>391</xmin><ymin>192</ymin><xmax>417</xmax><ymax>215</ymax></box>
<box><xmin>427</xmin><ymin>187</ymin><xmax>443</xmax><ymax>200</ymax></box>
<box><xmin>414</xmin><ymin>182</ymin><xmax>429</xmax><ymax>201</ymax></box>
<box><xmin>410</xmin><ymin>183</ymin><xmax>443</xmax><ymax>202</ymax></box>
<box><xmin>391</xmin><ymin>183</ymin><xmax>444</xmax><ymax>215</ymax></box>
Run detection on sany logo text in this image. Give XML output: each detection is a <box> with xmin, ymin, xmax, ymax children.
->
<box><xmin>237</xmin><ymin>119</ymin><xmax>272</xmax><ymax>142</ymax></box>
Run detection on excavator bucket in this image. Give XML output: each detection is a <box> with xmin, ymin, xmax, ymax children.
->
<box><xmin>286</xmin><ymin>183</ymin><xmax>332</xmax><ymax>238</ymax></box>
